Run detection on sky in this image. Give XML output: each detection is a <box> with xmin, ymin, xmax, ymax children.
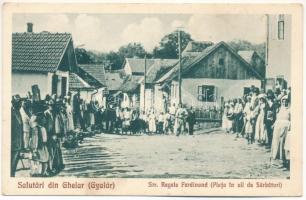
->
<box><xmin>13</xmin><ymin>14</ymin><xmax>267</xmax><ymax>53</ymax></box>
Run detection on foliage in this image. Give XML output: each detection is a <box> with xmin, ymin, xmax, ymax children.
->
<box><xmin>153</xmin><ymin>30</ymin><xmax>193</xmax><ymax>59</ymax></box>
<box><xmin>228</xmin><ymin>40</ymin><xmax>266</xmax><ymax>60</ymax></box>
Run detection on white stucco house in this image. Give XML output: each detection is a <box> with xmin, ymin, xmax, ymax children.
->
<box><xmin>12</xmin><ymin>23</ymin><xmax>77</xmax><ymax>98</ymax></box>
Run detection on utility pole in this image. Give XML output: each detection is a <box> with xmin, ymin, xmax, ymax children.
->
<box><xmin>143</xmin><ymin>55</ymin><xmax>147</xmax><ymax>112</ymax></box>
<box><xmin>178</xmin><ymin>29</ymin><xmax>182</xmax><ymax>105</ymax></box>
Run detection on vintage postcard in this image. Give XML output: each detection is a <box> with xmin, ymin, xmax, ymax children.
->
<box><xmin>1</xmin><ymin>3</ymin><xmax>303</xmax><ymax>196</ymax></box>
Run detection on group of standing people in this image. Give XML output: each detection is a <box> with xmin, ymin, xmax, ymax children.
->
<box><xmin>71</xmin><ymin>90</ymin><xmax>197</xmax><ymax>136</ymax></box>
<box><xmin>222</xmin><ymin>86</ymin><xmax>291</xmax><ymax>168</ymax></box>
<box><xmin>11</xmin><ymin>93</ymin><xmax>75</xmax><ymax>177</ymax></box>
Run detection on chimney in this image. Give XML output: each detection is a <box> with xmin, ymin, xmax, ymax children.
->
<box><xmin>27</xmin><ymin>22</ymin><xmax>33</xmax><ymax>33</ymax></box>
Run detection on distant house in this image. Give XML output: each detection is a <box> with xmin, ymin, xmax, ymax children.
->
<box><xmin>121</xmin><ymin>58</ymin><xmax>177</xmax><ymax>109</ymax></box>
<box><xmin>156</xmin><ymin>41</ymin><xmax>265</xmax><ymax>108</ymax></box>
<box><xmin>104</xmin><ymin>71</ymin><xmax>125</xmax><ymax>107</ymax></box>
<box><xmin>123</xmin><ymin>58</ymin><xmax>156</xmax><ymax>76</ymax></box>
<box><xmin>77</xmin><ymin>64</ymin><xmax>107</xmax><ymax>105</ymax></box>
<box><xmin>266</xmin><ymin>14</ymin><xmax>291</xmax><ymax>86</ymax></box>
<box><xmin>238</xmin><ymin>50</ymin><xmax>265</xmax><ymax>78</ymax></box>
<box><xmin>69</xmin><ymin>73</ymin><xmax>95</xmax><ymax>101</ymax></box>
<box><xmin>12</xmin><ymin>23</ymin><xmax>77</xmax><ymax>98</ymax></box>
<box><xmin>182</xmin><ymin>41</ymin><xmax>214</xmax><ymax>57</ymax></box>
<box><xmin>104</xmin><ymin>71</ymin><xmax>124</xmax><ymax>93</ymax></box>
<box><xmin>137</xmin><ymin>59</ymin><xmax>178</xmax><ymax>112</ymax></box>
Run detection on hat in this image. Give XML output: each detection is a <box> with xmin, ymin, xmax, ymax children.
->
<box><xmin>258</xmin><ymin>94</ymin><xmax>266</xmax><ymax>99</ymax></box>
<box><xmin>12</xmin><ymin>95</ymin><xmax>21</xmax><ymax>103</ymax></box>
<box><xmin>281</xmin><ymin>95</ymin><xmax>289</xmax><ymax>101</ymax></box>
<box><xmin>266</xmin><ymin>89</ymin><xmax>274</xmax><ymax>98</ymax></box>
<box><xmin>247</xmin><ymin>96</ymin><xmax>252</xmax><ymax>100</ymax></box>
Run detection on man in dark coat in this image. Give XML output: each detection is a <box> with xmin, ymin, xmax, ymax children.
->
<box><xmin>265</xmin><ymin>90</ymin><xmax>277</xmax><ymax>147</ymax></box>
<box><xmin>44</xmin><ymin>100</ymin><xmax>64</xmax><ymax>174</ymax></box>
<box><xmin>72</xmin><ymin>90</ymin><xmax>81</xmax><ymax>128</ymax></box>
<box><xmin>11</xmin><ymin>95</ymin><xmax>23</xmax><ymax>177</ymax></box>
<box><xmin>187</xmin><ymin>107</ymin><xmax>196</xmax><ymax>135</ymax></box>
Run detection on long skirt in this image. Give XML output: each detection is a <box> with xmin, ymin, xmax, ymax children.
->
<box><xmin>255</xmin><ymin>113</ymin><xmax>266</xmax><ymax>142</ymax></box>
<box><xmin>148</xmin><ymin>119</ymin><xmax>156</xmax><ymax>133</ymax></box>
<box><xmin>89</xmin><ymin>113</ymin><xmax>95</xmax><ymax>126</ymax></box>
<box><xmin>284</xmin><ymin>131</ymin><xmax>291</xmax><ymax>160</ymax></box>
<box><xmin>245</xmin><ymin>119</ymin><xmax>253</xmax><ymax>139</ymax></box>
<box><xmin>67</xmin><ymin>113</ymin><xmax>74</xmax><ymax>132</ymax></box>
<box><xmin>271</xmin><ymin>120</ymin><xmax>290</xmax><ymax>160</ymax></box>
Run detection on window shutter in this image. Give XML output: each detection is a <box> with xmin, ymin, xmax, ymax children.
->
<box><xmin>198</xmin><ymin>85</ymin><xmax>203</xmax><ymax>101</ymax></box>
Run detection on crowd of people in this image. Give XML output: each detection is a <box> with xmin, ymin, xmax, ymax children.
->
<box><xmin>11</xmin><ymin>89</ymin><xmax>197</xmax><ymax>177</ymax></box>
<box><xmin>11</xmin><ymin>85</ymin><xmax>291</xmax><ymax>177</ymax></box>
<box><xmin>222</xmin><ymin>86</ymin><xmax>291</xmax><ymax>169</ymax></box>
<box><xmin>72</xmin><ymin>90</ymin><xmax>197</xmax><ymax>136</ymax></box>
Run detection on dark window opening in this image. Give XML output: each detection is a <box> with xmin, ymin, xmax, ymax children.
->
<box><xmin>198</xmin><ymin>85</ymin><xmax>215</xmax><ymax>102</ymax></box>
<box><xmin>219</xmin><ymin>58</ymin><xmax>224</xmax><ymax>65</ymax></box>
<box><xmin>52</xmin><ymin>74</ymin><xmax>58</xmax><ymax>95</ymax></box>
<box><xmin>278</xmin><ymin>15</ymin><xmax>285</xmax><ymax>40</ymax></box>
<box><xmin>61</xmin><ymin>77</ymin><xmax>67</xmax><ymax>97</ymax></box>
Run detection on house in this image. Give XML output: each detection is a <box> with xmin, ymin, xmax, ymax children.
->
<box><xmin>123</xmin><ymin>58</ymin><xmax>156</xmax><ymax>76</ymax></box>
<box><xmin>104</xmin><ymin>71</ymin><xmax>125</xmax><ymax>107</ymax></box>
<box><xmin>266</xmin><ymin>14</ymin><xmax>291</xmax><ymax>85</ymax></box>
<box><xmin>12</xmin><ymin>23</ymin><xmax>77</xmax><ymax>98</ymax></box>
<box><xmin>156</xmin><ymin>41</ymin><xmax>265</xmax><ymax>109</ymax></box>
<box><xmin>182</xmin><ymin>41</ymin><xmax>214</xmax><ymax>57</ymax></box>
<box><xmin>77</xmin><ymin>64</ymin><xmax>107</xmax><ymax>105</ymax></box>
<box><xmin>238</xmin><ymin>50</ymin><xmax>265</xmax><ymax>78</ymax></box>
<box><xmin>121</xmin><ymin>58</ymin><xmax>177</xmax><ymax>110</ymax></box>
<box><xmin>137</xmin><ymin>59</ymin><xmax>178</xmax><ymax>112</ymax></box>
<box><xmin>69</xmin><ymin>73</ymin><xmax>95</xmax><ymax>101</ymax></box>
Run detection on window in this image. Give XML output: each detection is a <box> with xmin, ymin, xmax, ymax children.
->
<box><xmin>61</xmin><ymin>77</ymin><xmax>67</xmax><ymax>97</ymax></box>
<box><xmin>52</xmin><ymin>74</ymin><xmax>58</xmax><ymax>95</ymax></box>
<box><xmin>278</xmin><ymin>14</ymin><xmax>285</xmax><ymax>40</ymax></box>
<box><xmin>219</xmin><ymin>58</ymin><xmax>224</xmax><ymax>65</ymax></box>
<box><xmin>198</xmin><ymin>85</ymin><xmax>215</xmax><ymax>102</ymax></box>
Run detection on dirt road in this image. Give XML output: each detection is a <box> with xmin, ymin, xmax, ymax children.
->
<box><xmin>58</xmin><ymin>130</ymin><xmax>289</xmax><ymax>179</ymax></box>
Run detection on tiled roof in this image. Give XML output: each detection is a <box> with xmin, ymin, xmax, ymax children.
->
<box><xmin>138</xmin><ymin>59</ymin><xmax>178</xmax><ymax>84</ymax></box>
<box><xmin>183</xmin><ymin>41</ymin><xmax>214</xmax><ymax>52</ymax></box>
<box><xmin>69</xmin><ymin>73</ymin><xmax>93</xmax><ymax>90</ymax></box>
<box><xmin>126</xmin><ymin>58</ymin><xmax>156</xmax><ymax>74</ymax></box>
<box><xmin>78</xmin><ymin>64</ymin><xmax>106</xmax><ymax>86</ymax></box>
<box><xmin>125</xmin><ymin>58</ymin><xmax>177</xmax><ymax>74</ymax></box>
<box><xmin>105</xmin><ymin>72</ymin><xmax>124</xmax><ymax>91</ymax></box>
<box><xmin>119</xmin><ymin>76</ymin><xmax>141</xmax><ymax>93</ymax></box>
<box><xmin>12</xmin><ymin>32</ymin><xmax>72</xmax><ymax>72</ymax></box>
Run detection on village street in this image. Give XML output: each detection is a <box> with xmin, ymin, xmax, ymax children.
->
<box><xmin>57</xmin><ymin>129</ymin><xmax>289</xmax><ymax>179</ymax></box>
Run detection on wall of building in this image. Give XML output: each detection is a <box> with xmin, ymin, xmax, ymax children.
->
<box><xmin>170</xmin><ymin>78</ymin><xmax>261</xmax><ymax>108</ymax></box>
<box><xmin>123</xmin><ymin>62</ymin><xmax>132</xmax><ymax>76</ymax></box>
<box><xmin>184</xmin><ymin>45</ymin><xmax>259</xmax><ymax>80</ymax></box>
<box><xmin>12</xmin><ymin>72</ymin><xmax>50</xmax><ymax>98</ymax></box>
<box><xmin>267</xmin><ymin>14</ymin><xmax>291</xmax><ymax>84</ymax></box>
<box><xmin>12</xmin><ymin>71</ymin><xmax>70</xmax><ymax>99</ymax></box>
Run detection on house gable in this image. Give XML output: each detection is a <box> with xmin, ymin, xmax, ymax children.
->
<box><xmin>157</xmin><ymin>42</ymin><xmax>263</xmax><ymax>85</ymax></box>
<box><xmin>58</xmin><ymin>39</ymin><xmax>78</xmax><ymax>73</ymax></box>
<box><xmin>184</xmin><ymin>44</ymin><xmax>260</xmax><ymax>80</ymax></box>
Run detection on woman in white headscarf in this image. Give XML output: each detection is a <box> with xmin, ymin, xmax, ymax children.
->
<box><xmin>255</xmin><ymin>94</ymin><xmax>267</xmax><ymax>144</ymax></box>
<box><xmin>270</xmin><ymin>95</ymin><xmax>290</xmax><ymax>166</ymax></box>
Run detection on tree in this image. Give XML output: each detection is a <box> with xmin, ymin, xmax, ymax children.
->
<box><xmin>118</xmin><ymin>42</ymin><xmax>147</xmax><ymax>59</ymax></box>
<box><xmin>228</xmin><ymin>39</ymin><xmax>266</xmax><ymax>60</ymax></box>
<box><xmin>153</xmin><ymin>30</ymin><xmax>193</xmax><ymax>59</ymax></box>
<box><xmin>75</xmin><ymin>48</ymin><xmax>94</xmax><ymax>64</ymax></box>
<box><xmin>106</xmin><ymin>51</ymin><xmax>124</xmax><ymax>70</ymax></box>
